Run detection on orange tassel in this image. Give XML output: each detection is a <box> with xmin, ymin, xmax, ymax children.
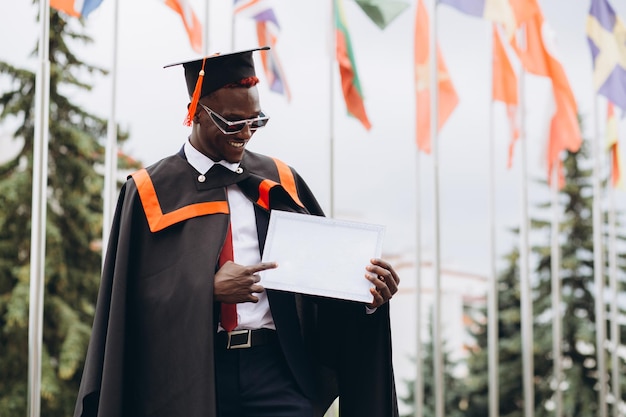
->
<box><xmin>184</xmin><ymin>57</ymin><xmax>207</xmax><ymax>126</ymax></box>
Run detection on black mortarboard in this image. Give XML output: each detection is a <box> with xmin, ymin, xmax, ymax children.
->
<box><xmin>165</xmin><ymin>46</ymin><xmax>269</xmax><ymax>126</ymax></box>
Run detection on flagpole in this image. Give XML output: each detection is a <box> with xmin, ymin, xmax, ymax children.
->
<box><xmin>205</xmin><ymin>0</ymin><xmax>210</xmax><ymax>54</ymax></box>
<box><xmin>607</xmin><ymin>175</ymin><xmax>620</xmax><ymax>417</ymax></box>
<box><xmin>413</xmin><ymin>5</ymin><xmax>424</xmax><ymax>417</ymax></box>
<box><xmin>550</xmin><ymin>166</ymin><xmax>563</xmax><ymax>417</ymax></box>
<box><xmin>230</xmin><ymin>2</ymin><xmax>235</xmax><ymax>51</ymax></box>
<box><xmin>327</xmin><ymin>4</ymin><xmax>339</xmax><ymax>410</ymax></box>
<box><xmin>605</xmin><ymin>102</ymin><xmax>620</xmax><ymax>417</ymax></box>
<box><xmin>519</xmin><ymin>78</ymin><xmax>533</xmax><ymax>417</ymax></box>
<box><xmin>487</xmin><ymin>96</ymin><xmax>499</xmax><ymax>417</ymax></box>
<box><xmin>28</xmin><ymin>0</ymin><xmax>51</xmax><ymax>415</ymax></box>
<box><xmin>487</xmin><ymin>26</ymin><xmax>499</xmax><ymax>417</ymax></box>
<box><xmin>102</xmin><ymin>0</ymin><xmax>120</xmax><ymax>265</ymax></box>
<box><xmin>517</xmin><ymin>24</ymin><xmax>534</xmax><ymax>417</ymax></box>
<box><xmin>229</xmin><ymin>0</ymin><xmax>237</xmax><ymax>52</ymax></box>
<box><xmin>592</xmin><ymin>97</ymin><xmax>608</xmax><ymax>417</ymax></box>
<box><xmin>414</xmin><ymin>150</ymin><xmax>423</xmax><ymax>417</ymax></box>
<box><xmin>428</xmin><ymin>1</ymin><xmax>443</xmax><ymax>417</ymax></box>
<box><xmin>329</xmin><ymin>0</ymin><xmax>336</xmax><ymax>218</ymax></box>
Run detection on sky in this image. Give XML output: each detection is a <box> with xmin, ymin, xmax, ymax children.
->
<box><xmin>2</xmin><ymin>0</ymin><xmax>624</xmax><ymax>273</ymax></box>
<box><xmin>2</xmin><ymin>0</ymin><xmax>626</xmax><ymax>403</ymax></box>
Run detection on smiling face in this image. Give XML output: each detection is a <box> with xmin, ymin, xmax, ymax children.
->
<box><xmin>189</xmin><ymin>85</ymin><xmax>262</xmax><ymax>163</ymax></box>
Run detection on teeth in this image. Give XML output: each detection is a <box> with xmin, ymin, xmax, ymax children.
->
<box><xmin>229</xmin><ymin>141</ymin><xmax>245</xmax><ymax>148</ymax></box>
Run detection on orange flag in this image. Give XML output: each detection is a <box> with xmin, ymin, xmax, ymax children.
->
<box><xmin>50</xmin><ymin>0</ymin><xmax>103</xmax><ymax>18</ymax></box>
<box><xmin>414</xmin><ymin>0</ymin><xmax>459</xmax><ymax>153</ymax></box>
<box><xmin>512</xmin><ymin>0</ymin><xmax>581</xmax><ymax>187</ymax></box>
<box><xmin>51</xmin><ymin>0</ymin><xmax>80</xmax><ymax>17</ymax></box>
<box><xmin>508</xmin><ymin>0</ymin><xmax>540</xmax><ymax>28</ymax></box>
<box><xmin>492</xmin><ymin>24</ymin><xmax>519</xmax><ymax>168</ymax></box>
<box><xmin>606</xmin><ymin>101</ymin><xmax>624</xmax><ymax>188</ymax></box>
<box><xmin>164</xmin><ymin>0</ymin><xmax>203</xmax><ymax>54</ymax></box>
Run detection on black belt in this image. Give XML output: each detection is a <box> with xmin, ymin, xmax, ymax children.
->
<box><xmin>216</xmin><ymin>329</ymin><xmax>278</xmax><ymax>350</ymax></box>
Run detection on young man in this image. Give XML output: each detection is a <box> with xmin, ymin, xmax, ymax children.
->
<box><xmin>74</xmin><ymin>47</ymin><xmax>400</xmax><ymax>417</ymax></box>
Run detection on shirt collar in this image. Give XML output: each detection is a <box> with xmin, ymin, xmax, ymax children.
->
<box><xmin>184</xmin><ymin>139</ymin><xmax>241</xmax><ymax>174</ymax></box>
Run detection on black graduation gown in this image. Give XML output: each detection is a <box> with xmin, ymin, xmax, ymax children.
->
<box><xmin>74</xmin><ymin>149</ymin><xmax>398</xmax><ymax>417</ymax></box>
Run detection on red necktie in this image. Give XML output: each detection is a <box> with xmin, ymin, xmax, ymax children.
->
<box><xmin>218</xmin><ymin>223</ymin><xmax>238</xmax><ymax>331</ymax></box>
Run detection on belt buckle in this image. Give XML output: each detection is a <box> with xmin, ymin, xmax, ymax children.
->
<box><xmin>227</xmin><ymin>330</ymin><xmax>252</xmax><ymax>349</ymax></box>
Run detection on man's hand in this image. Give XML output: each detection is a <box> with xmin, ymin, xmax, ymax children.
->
<box><xmin>214</xmin><ymin>261</ymin><xmax>277</xmax><ymax>304</ymax></box>
<box><xmin>365</xmin><ymin>258</ymin><xmax>400</xmax><ymax>309</ymax></box>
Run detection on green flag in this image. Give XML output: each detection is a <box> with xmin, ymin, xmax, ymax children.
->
<box><xmin>354</xmin><ymin>0</ymin><xmax>410</xmax><ymax>30</ymax></box>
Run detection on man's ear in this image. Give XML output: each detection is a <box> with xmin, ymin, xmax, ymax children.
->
<box><xmin>186</xmin><ymin>102</ymin><xmax>200</xmax><ymax>124</ymax></box>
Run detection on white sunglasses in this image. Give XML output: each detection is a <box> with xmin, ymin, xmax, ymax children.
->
<box><xmin>199</xmin><ymin>103</ymin><xmax>270</xmax><ymax>134</ymax></box>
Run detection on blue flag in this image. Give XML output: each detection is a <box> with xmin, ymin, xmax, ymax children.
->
<box><xmin>50</xmin><ymin>0</ymin><xmax>103</xmax><ymax>18</ymax></box>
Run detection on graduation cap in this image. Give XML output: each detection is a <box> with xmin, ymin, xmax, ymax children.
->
<box><xmin>165</xmin><ymin>46</ymin><xmax>270</xmax><ymax>126</ymax></box>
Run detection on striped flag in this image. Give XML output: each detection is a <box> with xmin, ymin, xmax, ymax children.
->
<box><xmin>50</xmin><ymin>0</ymin><xmax>103</xmax><ymax>18</ymax></box>
<box><xmin>439</xmin><ymin>0</ymin><xmax>517</xmax><ymax>38</ymax></box>
<box><xmin>335</xmin><ymin>0</ymin><xmax>371</xmax><ymax>130</ymax></box>
<box><xmin>414</xmin><ymin>0</ymin><xmax>458</xmax><ymax>153</ymax></box>
<box><xmin>606</xmin><ymin>101</ymin><xmax>624</xmax><ymax>188</ymax></box>
<box><xmin>164</xmin><ymin>0</ymin><xmax>203</xmax><ymax>54</ymax></box>
<box><xmin>491</xmin><ymin>24</ymin><xmax>519</xmax><ymax>168</ymax></box>
<box><xmin>587</xmin><ymin>0</ymin><xmax>626</xmax><ymax>111</ymax></box>
<box><xmin>234</xmin><ymin>0</ymin><xmax>291</xmax><ymax>100</ymax></box>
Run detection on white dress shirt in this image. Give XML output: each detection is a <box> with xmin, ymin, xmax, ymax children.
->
<box><xmin>184</xmin><ymin>141</ymin><xmax>275</xmax><ymax>331</ymax></box>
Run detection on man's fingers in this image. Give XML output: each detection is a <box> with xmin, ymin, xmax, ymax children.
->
<box><xmin>250</xmin><ymin>284</ymin><xmax>264</xmax><ymax>294</ymax></box>
<box><xmin>370</xmin><ymin>258</ymin><xmax>400</xmax><ymax>284</ymax></box>
<box><xmin>369</xmin><ymin>287</ymin><xmax>384</xmax><ymax>308</ymax></box>
<box><xmin>385</xmin><ymin>274</ymin><xmax>399</xmax><ymax>295</ymax></box>
<box><xmin>366</xmin><ymin>274</ymin><xmax>392</xmax><ymax>301</ymax></box>
<box><xmin>246</xmin><ymin>262</ymin><xmax>278</xmax><ymax>274</ymax></box>
<box><xmin>367</xmin><ymin>259</ymin><xmax>400</xmax><ymax>294</ymax></box>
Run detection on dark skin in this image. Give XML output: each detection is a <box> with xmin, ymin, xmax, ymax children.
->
<box><xmin>189</xmin><ymin>85</ymin><xmax>400</xmax><ymax>309</ymax></box>
<box><xmin>189</xmin><ymin>85</ymin><xmax>260</xmax><ymax>164</ymax></box>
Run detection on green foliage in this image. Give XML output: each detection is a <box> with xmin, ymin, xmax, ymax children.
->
<box><xmin>400</xmin><ymin>310</ymin><xmax>467</xmax><ymax>417</ymax></box>
<box><xmin>530</xmin><ymin>142</ymin><xmax>614</xmax><ymax>417</ymax></box>
<box><xmin>0</xmin><ymin>6</ymin><xmax>137</xmax><ymax>416</ymax></box>
<box><xmin>460</xmin><ymin>142</ymin><xmax>626</xmax><ymax>417</ymax></box>
<box><xmin>461</xmin><ymin>249</ymin><xmax>528</xmax><ymax>417</ymax></box>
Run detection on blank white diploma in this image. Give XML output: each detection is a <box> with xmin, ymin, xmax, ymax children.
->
<box><xmin>259</xmin><ymin>210</ymin><xmax>385</xmax><ymax>303</ymax></box>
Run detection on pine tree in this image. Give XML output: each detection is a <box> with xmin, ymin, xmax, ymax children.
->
<box><xmin>532</xmin><ymin>142</ymin><xmax>625</xmax><ymax>416</ymax></box>
<box><xmin>461</xmin><ymin>248</ymin><xmax>531</xmax><ymax>417</ymax></box>
<box><xmin>400</xmin><ymin>309</ymin><xmax>466</xmax><ymax>417</ymax></box>
<box><xmin>461</xmin><ymin>142</ymin><xmax>626</xmax><ymax>417</ymax></box>
<box><xmin>0</xmin><ymin>8</ymin><xmax>136</xmax><ymax>416</ymax></box>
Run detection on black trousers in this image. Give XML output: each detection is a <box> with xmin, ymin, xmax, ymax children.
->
<box><xmin>214</xmin><ymin>338</ymin><xmax>313</xmax><ymax>417</ymax></box>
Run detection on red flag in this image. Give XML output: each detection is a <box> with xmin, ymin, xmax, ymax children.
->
<box><xmin>512</xmin><ymin>0</ymin><xmax>581</xmax><ymax>187</ymax></box>
<box><xmin>414</xmin><ymin>0</ymin><xmax>459</xmax><ymax>153</ymax></box>
<box><xmin>492</xmin><ymin>24</ymin><xmax>519</xmax><ymax>168</ymax></box>
<box><xmin>335</xmin><ymin>0</ymin><xmax>371</xmax><ymax>130</ymax></box>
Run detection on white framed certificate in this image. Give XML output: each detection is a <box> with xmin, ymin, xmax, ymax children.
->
<box><xmin>259</xmin><ymin>210</ymin><xmax>385</xmax><ymax>303</ymax></box>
